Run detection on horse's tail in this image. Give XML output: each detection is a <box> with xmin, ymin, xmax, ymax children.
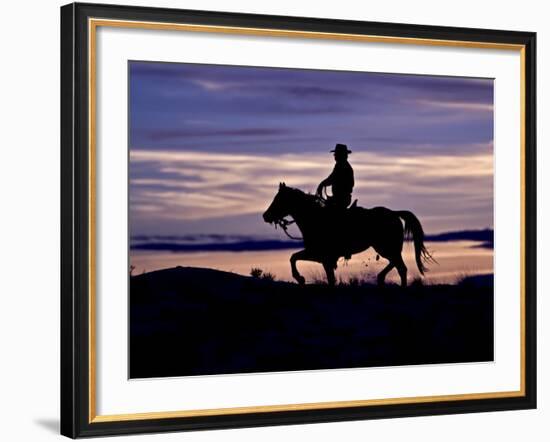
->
<box><xmin>396</xmin><ymin>211</ymin><xmax>436</xmax><ymax>275</ymax></box>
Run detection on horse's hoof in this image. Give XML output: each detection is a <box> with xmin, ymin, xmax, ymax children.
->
<box><xmin>296</xmin><ymin>276</ymin><xmax>306</xmax><ymax>285</ymax></box>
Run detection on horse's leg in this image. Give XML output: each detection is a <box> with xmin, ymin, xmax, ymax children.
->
<box><xmin>377</xmin><ymin>261</ymin><xmax>395</xmax><ymax>287</ymax></box>
<box><xmin>322</xmin><ymin>260</ymin><xmax>337</xmax><ymax>286</ymax></box>
<box><xmin>373</xmin><ymin>211</ymin><xmax>407</xmax><ymax>287</ymax></box>
<box><xmin>290</xmin><ymin>249</ymin><xmax>310</xmax><ymax>285</ymax></box>
<box><xmin>393</xmin><ymin>255</ymin><xmax>408</xmax><ymax>287</ymax></box>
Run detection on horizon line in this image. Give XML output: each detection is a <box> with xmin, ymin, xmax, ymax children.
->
<box><xmin>130</xmin><ymin>228</ymin><xmax>494</xmax><ymax>252</ymax></box>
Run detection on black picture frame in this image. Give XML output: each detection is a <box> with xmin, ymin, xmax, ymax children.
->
<box><xmin>61</xmin><ymin>2</ymin><xmax>536</xmax><ymax>438</ymax></box>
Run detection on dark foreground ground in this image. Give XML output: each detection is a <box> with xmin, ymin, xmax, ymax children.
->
<box><xmin>130</xmin><ymin>267</ymin><xmax>493</xmax><ymax>378</ymax></box>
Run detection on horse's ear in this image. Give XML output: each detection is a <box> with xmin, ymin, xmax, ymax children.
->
<box><xmin>282</xmin><ymin>182</ymin><xmax>286</xmax><ymax>187</ymax></box>
<box><xmin>279</xmin><ymin>182</ymin><xmax>286</xmax><ymax>189</ymax></box>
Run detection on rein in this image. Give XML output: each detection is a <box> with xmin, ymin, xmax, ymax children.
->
<box><xmin>275</xmin><ymin>218</ymin><xmax>302</xmax><ymax>241</ymax></box>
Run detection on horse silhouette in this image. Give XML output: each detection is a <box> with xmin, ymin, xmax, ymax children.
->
<box><xmin>263</xmin><ymin>183</ymin><xmax>434</xmax><ymax>287</ymax></box>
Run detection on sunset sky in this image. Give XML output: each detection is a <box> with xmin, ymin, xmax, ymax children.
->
<box><xmin>129</xmin><ymin>61</ymin><xmax>494</xmax><ymax>238</ymax></box>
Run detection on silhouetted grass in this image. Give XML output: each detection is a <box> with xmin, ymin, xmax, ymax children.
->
<box><xmin>250</xmin><ymin>267</ymin><xmax>276</xmax><ymax>281</ymax></box>
<box><xmin>249</xmin><ymin>267</ymin><xmax>262</xmax><ymax>278</ymax></box>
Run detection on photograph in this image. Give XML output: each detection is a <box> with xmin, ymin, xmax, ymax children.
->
<box><xmin>128</xmin><ymin>61</ymin><xmax>495</xmax><ymax>378</ymax></box>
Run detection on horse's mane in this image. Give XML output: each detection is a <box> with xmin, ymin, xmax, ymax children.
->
<box><xmin>284</xmin><ymin>186</ymin><xmax>324</xmax><ymax>210</ymax></box>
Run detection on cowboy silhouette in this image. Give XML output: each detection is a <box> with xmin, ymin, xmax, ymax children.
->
<box><xmin>264</xmin><ymin>144</ymin><xmax>435</xmax><ymax>284</ymax></box>
<box><xmin>316</xmin><ymin>143</ymin><xmax>355</xmax><ymax>209</ymax></box>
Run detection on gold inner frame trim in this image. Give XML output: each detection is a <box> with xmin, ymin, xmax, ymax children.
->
<box><xmin>88</xmin><ymin>17</ymin><xmax>527</xmax><ymax>423</ymax></box>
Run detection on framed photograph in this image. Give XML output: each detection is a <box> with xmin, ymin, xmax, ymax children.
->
<box><xmin>60</xmin><ymin>2</ymin><xmax>536</xmax><ymax>438</ymax></box>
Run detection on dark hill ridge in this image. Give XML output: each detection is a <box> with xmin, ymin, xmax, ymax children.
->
<box><xmin>130</xmin><ymin>266</ymin><xmax>494</xmax><ymax>379</ymax></box>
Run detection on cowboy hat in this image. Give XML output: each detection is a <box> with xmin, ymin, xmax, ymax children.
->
<box><xmin>330</xmin><ymin>143</ymin><xmax>352</xmax><ymax>154</ymax></box>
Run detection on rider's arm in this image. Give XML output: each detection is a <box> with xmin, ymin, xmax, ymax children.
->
<box><xmin>316</xmin><ymin>171</ymin><xmax>334</xmax><ymax>195</ymax></box>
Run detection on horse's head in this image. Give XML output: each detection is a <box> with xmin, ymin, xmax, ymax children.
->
<box><xmin>263</xmin><ymin>182</ymin><xmax>294</xmax><ymax>224</ymax></box>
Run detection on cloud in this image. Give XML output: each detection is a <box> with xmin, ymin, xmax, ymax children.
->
<box><xmin>280</xmin><ymin>85</ymin><xmax>356</xmax><ymax>99</ymax></box>
<box><xmin>130</xmin><ymin>147</ymin><xmax>493</xmax><ymax>234</ymax></box>
<box><xmin>191</xmin><ymin>79</ymin><xmax>244</xmax><ymax>91</ymax></box>
<box><xmin>128</xmin><ymin>62</ymin><xmax>494</xmax><ymax>235</ymax></box>
<box><xmin>130</xmin><ymin>62</ymin><xmax>493</xmax><ymax>154</ymax></box>
<box><xmin>414</xmin><ymin>99</ymin><xmax>493</xmax><ymax>112</ymax></box>
<box><xmin>145</xmin><ymin>127</ymin><xmax>293</xmax><ymax>142</ymax></box>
